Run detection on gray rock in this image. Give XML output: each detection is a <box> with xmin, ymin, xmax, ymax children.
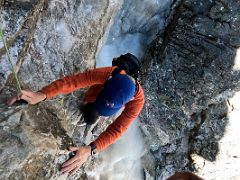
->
<box><xmin>140</xmin><ymin>0</ymin><xmax>240</xmax><ymax>178</ymax></box>
<box><xmin>1</xmin><ymin>0</ymin><xmax>240</xmax><ymax>179</ymax></box>
<box><xmin>0</xmin><ymin>0</ymin><xmax>123</xmax><ymax>179</ymax></box>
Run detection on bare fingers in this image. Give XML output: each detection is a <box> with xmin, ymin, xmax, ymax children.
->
<box><xmin>69</xmin><ymin>166</ymin><xmax>79</xmax><ymax>175</ymax></box>
<box><xmin>7</xmin><ymin>90</ymin><xmax>31</xmax><ymax>105</ymax></box>
<box><xmin>61</xmin><ymin>155</ymin><xmax>78</xmax><ymax>168</ymax></box>
<box><xmin>61</xmin><ymin>160</ymin><xmax>82</xmax><ymax>174</ymax></box>
<box><xmin>7</xmin><ymin>91</ymin><xmax>24</xmax><ymax>105</ymax></box>
<box><xmin>7</xmin><ymin>96</ymin><xmax>19</xmax><ymax>105</ymax></box>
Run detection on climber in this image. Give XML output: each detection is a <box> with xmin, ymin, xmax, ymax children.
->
<box><xmin>7</xmin><ymin>53</ymin><xmax>145</xmax><ymax>175</ymax></box>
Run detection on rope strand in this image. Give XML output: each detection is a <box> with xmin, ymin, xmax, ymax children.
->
<box><xmin>0</xmin><ymin>27</ymin><xmax>22</xmax><ymax>92</ymax></box>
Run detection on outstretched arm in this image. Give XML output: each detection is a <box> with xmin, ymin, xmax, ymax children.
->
<box><xmin>40</xmin><ymin>67</ymin><xmax>113</xmax><ymax>99</ymax></box>
<box><xmin>7</xmin><ymin>67</ymin><xmax>114</xmax><ymax>105</ymax></box>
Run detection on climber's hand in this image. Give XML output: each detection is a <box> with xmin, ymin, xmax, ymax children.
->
<box><xmin>61</xmin><ymin>146</ymin><xmax>91</xmax><ymax>175</ymax></box>
<box><xmin>7</xmin><ymin>90</ymin><xmax>46</xmax><ymax>105</ymax></box>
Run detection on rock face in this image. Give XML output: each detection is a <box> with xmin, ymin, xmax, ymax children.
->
<box><xmin>0</xmin><ymin>0</ymin><xmax>124</xmax><ymax>179</ymax></box>
<box><xmin>0</xmin><ymin>0</ymin><xmax>240</xmax><ymax>179</ymax></box>
<box><xmin>140</xmin><ymin>0</ymin><xmax>240</xmax><ymax>179</ymax></box>
<box><xmin>0</xmin><ymin>0</ymin><xmax>174</xmax><ymax>179</ymax></box>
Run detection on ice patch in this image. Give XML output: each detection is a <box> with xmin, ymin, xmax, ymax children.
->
<box><xmin>193</xmin><ymin>91</ymin><xmax>240</xmax><ymax>179</ymax></box>
<box><xmin>96</xmin><ymin>33</ymin><xmax>146</xmax><ymax>67</ymax></box>
<box><xmin>55</xmin><ymin>20</ymin><xmax>75</xmax><ymax>53</ymax></box>
<box><xmin>86</xmin><ymin>120</ymin><xmax>145</xmax><ymax>180</ymax></box>
<box><xmin>233</xmin><ymin>48</ymin><xmax>240</xmax><ymax>71</ymax></box>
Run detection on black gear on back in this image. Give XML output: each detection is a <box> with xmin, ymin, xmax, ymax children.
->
<box><xmin>112</xmin><ymin>53</ymin><xmax>142</xmax><ymax>81</ymax></box>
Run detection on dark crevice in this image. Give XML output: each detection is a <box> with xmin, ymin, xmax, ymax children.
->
<box><xmin>190</xmin><ymin>110</ymin><xmax>207</xmax><ymax>138</ymax></box>
<box><xmin>141</xmin><ymin>0</ymin><xmax>184</xmax><ymax>83</ymax></box>
<box><xmin>156</xmin><ymin>0</ymin><xmax>185</xmax><ymax>63</ymax></box>
<box><xmin>187</xmin><ymin>109</ymin><xmax>207</xmax><ymax>170</ymax></box>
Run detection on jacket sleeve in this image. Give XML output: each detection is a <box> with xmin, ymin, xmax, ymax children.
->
<box><xmin>39</xmin><ymin>67</ymin><xmax>113</xmax><ymax>99</ymax></box>
<box><xmin>92</xmin><ymin>84</ymin><xmax>144</xmax><ymax>152</ymax></box>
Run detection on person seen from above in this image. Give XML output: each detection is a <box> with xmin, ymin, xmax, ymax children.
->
<box><xmin>7</xmin><ymin>53</ymin><xmax>145</xmax><ymax>175</ymax></box>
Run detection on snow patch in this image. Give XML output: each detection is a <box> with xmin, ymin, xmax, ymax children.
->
<box><xmin>96</xmin><ymin>33</ymin><xmax>146</xmax><ymax>67</ymax></box>
<box><xmin>193</xmin><ymin>91</ymin><xmax>240</xmax><ymax>180</ymax></box>
<box><xmin>55</xmin><ymin>20</ymin><xmax>75</xmax><ymax>53</ymax></box>
<box><xmin>86</xmin><ymin>120</ymin><xmax>145</xmax><ymax>180</ymax></box>
<box><xmin>233</xmin><ymin>48</ymin><xmax>240</xmax><ymax>71</ymax></box>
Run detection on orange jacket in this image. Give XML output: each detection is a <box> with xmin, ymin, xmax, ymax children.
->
<box><xmin>40</xmin><ymin>66</ymin><xmax>145</xmax><ymax>152</ymax></box>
